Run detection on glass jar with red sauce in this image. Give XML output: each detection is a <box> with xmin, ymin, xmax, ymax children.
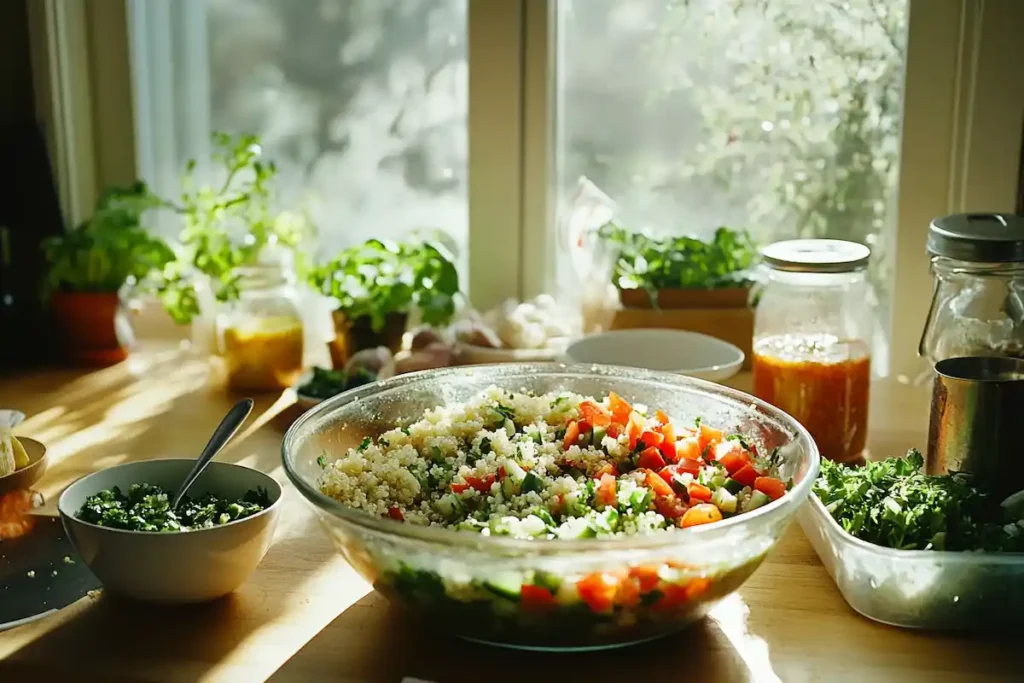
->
<box><xmin>752</xmin><ymin>240</ymin><xmax>872</xmax><ymax>464</ymax></box>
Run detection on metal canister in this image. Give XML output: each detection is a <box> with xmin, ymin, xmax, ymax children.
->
<box><xmin>927</xmin><ymin>356</ymin><xmax>1024</xmax><ymax>499</ymax></box>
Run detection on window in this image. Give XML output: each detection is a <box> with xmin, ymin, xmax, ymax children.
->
<box><xmin>36</xmin><ymin>0</ymin><xmax>1004</xmax><ymax>376</ymax></box>
<box><xmin>131</xmin><ymin>0</ymin><xmax>468</xmax><ymax>267</ymax></box>
<box><xmin>556</xmin><ymin>0</ymin><xmax>907</xmax><ymax>361</ymax></box>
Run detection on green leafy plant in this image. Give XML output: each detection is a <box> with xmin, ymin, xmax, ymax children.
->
<box><xmin>43</xmin><ymin>182</ymin><xmax>174</xmax><ymax>295</ymax></box>
<box><xmin>597</xmin><ymin>222</ymin><xmax>757</xmax><ymax>302</ymax></box>
<box><xmin>308</xmin><ymin>237</ymin><xmax>460</xmax><ymax>332</ymax></box>
<box><xmin>153</xmin><ymin>132</ymin><xmax>309</xmax><ymax>324</ymax></box>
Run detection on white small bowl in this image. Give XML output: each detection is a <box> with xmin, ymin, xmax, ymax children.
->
<box><xmin>58</xmin><ymin>459</ymin><xmax>282</xmax><ymax>604</ymax></box>
<box><xmin>564</xmin><ymin>329</ymin><xmax>745</xmax><ymax>382</ymax></box>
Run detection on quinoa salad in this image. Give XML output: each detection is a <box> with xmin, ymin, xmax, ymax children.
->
<box><xmin>316</xmin><ymin>387</ymin><xmax>790</xmax><ymax>541</ymax></box>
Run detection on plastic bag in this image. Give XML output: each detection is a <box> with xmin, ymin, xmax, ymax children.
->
<box><xmin>560</xmin><ymin>177</ymin><xmax>621</xmax><ymax>334</ymax></box>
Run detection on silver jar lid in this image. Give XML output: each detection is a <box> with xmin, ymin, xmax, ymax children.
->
<box><xmin>761</xmin><ymin>239</ymin><xmax>870</xmax><ymax>273</ymax></box>
<box><xmin>927</xmin><ymin>214</ymin><xmax>1024</xmax><ymax>263</ymax></box>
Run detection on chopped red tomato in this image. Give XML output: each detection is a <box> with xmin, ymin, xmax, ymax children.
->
<box><xmin>579</xmin><ymin>400</ymin><xmax>612</xmax><ymax>427</ymax></box>
<box><xmin>563</xmin><ymin>420</ymin><xmax>580</xmax><ymax>449</ymax></box>
<box><xmin>653</xmin><ymin>583</ymin><xmax>690</xmax><ymax>611</ymax></box>
<box><xmin>608</xmin><ymin>392</ymin><xmax>633</xmax><ymax>425</ymax></box>
<box><xmin>657</xmin><ymin>459</ymin><xmax>701</xmax><ymax>485</ymax></box>
<box><xmin>697</xmin><ymin>423</ymin><xmax>724</xmax><ymax>452</ymax></box>
<box><xmin>451</xmin><ymin>483</ymin><xmax>469</xmax><ymax>494</ymax></box>
<box><xmin>675</xmin><ymin>437</ymin><xmax>702</xmax><ymax>462</ymax></box>
<box><xmin>637</xmin><ymin>447</ymin><xmax>666</xmax><ymax>470</ymax></box>
<box><xmin>628</xmin><ymin>565</ymin><xmax>662</xmax><ymax>592</ymax></box>
<box><xmin>658</xmin><ymin>422</ymin><xmax>677</xmax><ymax>461</ymax></box>
<box><xmin>654</xmin><ymin>409</ymin><xmax>671</xmax><ymax>426</ymax></box>
<box><xmin>606</xmin><ymin>423</ymin><xmax>622</xmax><ymax>439</ymax></box>
<box><xmin>684</xmin><ymin>576</ymin><xmax>712</xmax><ymax>600</ymax></box>
<box><xmin>497</xmin><ymin>465</ymin><xmax>506</xmax><ymax>481</ymax></box>
<box><xmin>640</xmin><ymin>430</ymin><xmax>664</xmax><ymax>449</ymax></box>
<box><xmin>655</xmin><ymin>494</ymin><xmax>688</xmax><ymax>520</ymax></box>
<box><xmin>732</xmin><ymin>463</ymin><xmax>760</xmax><ymax>488</ymax></box>
<box><xmin>645</xmin><ymin>469</ymin><xmax>673</xmax><ymax>498</ymax></box>
<box><xmin>754</xmin><ymin>476</ymin><xmax>787</xmax><ymax>501</ymax></box>
<box><xmin>576</xmin><ymin>572</ymin><xmax>619</xmax><ymax>612</ymax></box>
<box><xmin>681</xmin><ymin>503</ymin><xmax>723</xmax><ymax>528</ymax></box>
<box><xmin>520</xmin><ymin>584</ymin><xmax>555</xmax><ymax>611</ymax></box>
<box><xmin>596</xmin><ymin>473</ymin><xmax>617</xmax><ymax>508</ymax></box>
<box><xmin>687</xmin><ymin>482</ymin><xmax>712</xmax><ymax>502</ymax></box>
<box><xmin>626</xmin><ymin>412</ymin><xmax>646</xmax><ymax>450</ymax></box>
<box><xmin>387</xmin><ymin>506</ymin><xmax>404</xmax><ymax>521</ymax></box>
<box><xmin>593</xmin><ymin>462</ymin><xmax>619</xmax><ymax>479</ymax></box>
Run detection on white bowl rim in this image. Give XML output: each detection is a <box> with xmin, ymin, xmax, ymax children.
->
<box><xmin>565</xmin><ymin>329</ymin><xmax>745</xmax><ymax>374</ymax></box>
<box><xmin>58</xmin><ymin>458</ymin><xmax>283</xmax><ymax>537</ymax></box>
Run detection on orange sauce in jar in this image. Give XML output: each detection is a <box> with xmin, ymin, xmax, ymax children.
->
<box><xmin>752</xmin><ymin>333</ymin><xmax>870</xmax><ymax>464</ymax></box>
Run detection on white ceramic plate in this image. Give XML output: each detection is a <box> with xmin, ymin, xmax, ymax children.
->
<box><xmin>563</xmin><ymin>329</ymin><xmax>744</xmax><ymax>382</ymax></box>
<box><xmin>454</xmin><ymin>338</ymin><xmax>569</xmax><ymax>365</ymax></box>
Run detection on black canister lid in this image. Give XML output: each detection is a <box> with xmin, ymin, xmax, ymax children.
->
<box><xmin>927</xmin><ymin>214</ymin><xmax>1024</xmax><ymax>262</ymax></box>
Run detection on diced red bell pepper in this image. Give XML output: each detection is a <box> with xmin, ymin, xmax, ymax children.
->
<box><xmin>654</xmin><ymin>409</ymin><xmax>671</xmax><ymax>426</ymax></box>
<box><xmin>579</xmin><ymin>400</ymin><xmax>612</xmax><ymax>427</ymax></box>
<box><xmin>520</xmin><ymin>584</ymin><xmax>555</xmax><ymax>611</ymax></box>
<box><xmin>606</xmin><ymin>423</ymin><xmax>622</xmax><ymax>439</ymax></box>
<box><xmin>626</xmin><ymin>412</ymin><xmax>646</xmax><ymax>450</ymax></box>
<box><xmin>716</xmin><ymin>443</ymin><xmax>753</xmax><ymax>475</ymax></box>
<box><xmin>697</xmin><ymin>423</ymin><xmax>724</xmax><ymax>452</ymax></box>
<box><xmin>451</xmin><ymin>483</ymin><xmax>469</xmax><ymax>494</ymax></box>
<box><xmin>675</xmin><ymin>437</ymin><xmax>702</xmax><ymax>462</ymax></box>
<box><xmin>640</xmin><ymin>430</ymin><xmax>664</xmax><ymax>449</ymax></box>
<box><xmin>607</xmin><ymin>392</ymin><xmax>633</xmax><ymax>425</ymax></box>
<box><xmin>563</xmin><ymin>420</ymin><xmax>580</xmax><ymax>449</ymax></box>
<box><xmin>637</xmin><ymin>447</ymin><xmax>666</xmax><ymax>470</ymax></box>
<box><xmin>754</xmin><ymin>476</ymin><xmax>787</xmax><ymax>501</ymax></box>
<box><xmin>732</xmin><ymin>463</ymin><xmax>760</xmax><ymax>488</ymax></box>
<box><xmin>464</xmin><ymin>474</ymin><xmax>496</xmax><ymax>493</ymax></box>
<box><xmin>681</xmin><ymin>503</ymin><xmax>723</xmax><ymax>528</ymax></box>
<box><xmin>658</xmin><ymin>422</ymin><xmax>677</xmax><ymax>461</ymax></box>
<box><xmin>687</xmin><ymin>482</ymin><xmax>712</xmax><ymax>502</ymax></box>
<box><xmin>576</xmin><ymin>572</ymin><xmax>619</xmax><ymax>612</ymax></box>
<box><xmin>645</xmin><ymin>469</ymin><xmax>674</xmax><ymax>498</ymax></box>
<box><xmin>596</xmin><ymin>473</ymin><xmax>617</xmax><ymax>508</ymax></box>
<box><xmin>387</xmin><ymin>506</ymin><xmax>404</xmax><ymax>521</ymax></box>
<box><xmin>628</xmin><ymin>565</ymin><xmax>661</xmax><ymax>593</ymax></box>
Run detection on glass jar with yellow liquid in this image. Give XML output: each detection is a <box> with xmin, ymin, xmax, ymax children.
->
<box><xmin>217</xmin><ymin>252</ymin><xmax>304</xmax><ymax>392</ymax></box>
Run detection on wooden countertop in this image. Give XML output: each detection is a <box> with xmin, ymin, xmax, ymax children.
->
<box><xmin>0</xmin><ymin>350</ymin><xmax>1020</xmax><ymax>682</ymax></box>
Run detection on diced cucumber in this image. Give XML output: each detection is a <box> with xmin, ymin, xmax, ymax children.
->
<box><xmin>710</xmin><ymin>474</ymin><xmax>728</xmax><ymax>490</ymax></box>
<box><xmin>435</xmin><ymin>493</ymin><xmax>463</xmax><ymax>520</ymax></box>
<box><xmin>629</xmin><ymin>487</ymin><xmax>652</xmax><ymax>511</ymax></box>
<box><xmin>489</xmin><ymin>516</ymin><xmax>515</xmax><ymax>536</ymax></box>
<box><xmin>521</xmin><ymin>471</ymin><xmax>542</xmax><ymax>493</ymax></box>
<box><xmin>483</xmin><ymin>571</ymin><xmax>524</xmax><ymax>601</ymax></box>
<box><xmin>671</xmin><ymin>474</ymin><xmax>690</xmax><ymax>497</ymax></box>
<box><xmin>742</xmin><ymin>490</ymin><xmax>771</xmax><ymax>512</ymax></box>
<box><xmin>503</xmin><ymin>418</ymin><xmax>516</xmax><ymax>438</ymax></box>
<box><xmin>501</xmin><ymin>460</ymin><xmax>528</xmax><ymax>496</ymax></box>
<box><xmin>711</xmin><ymin>486</ymin><xmax>738</xmax><ymax>514</ymax></box>
<box><xmin>519</xmin><ymin>514</ymin><xmax>548</xmax><ymax>537</ymax></box>
<box><xmin>724</xmin><ymin>478</ymin><xmax>745</xmax><ymax>494</ymax></box>
<box><xmin>592</xmin><ymin>426</ymin><xmax>607</xmax><ymax>445</ymax></box>
<box><xmin>557</xmin><ymin>517</ymin><xmax>597</xmax><ymax>538</ymax></box>
<box><xmin>533</xmin><ymin>570</ymin><xmax>562</xmax><ymax>592</ymax></box>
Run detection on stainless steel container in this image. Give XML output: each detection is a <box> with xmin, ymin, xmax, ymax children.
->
<box><xmin>927</xmin><ymin>355</ymin><xmax>1024</xmax><ymax>499</ymax></box>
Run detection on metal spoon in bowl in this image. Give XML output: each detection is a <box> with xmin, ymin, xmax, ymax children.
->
<box><xmin>170</xmin><ymin>398</ymin><xmax>254</xmax><ymax>510</ymax></box>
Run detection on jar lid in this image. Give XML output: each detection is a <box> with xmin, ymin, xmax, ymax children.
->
<box><xmin>761</xmin><ymin>239</ymin><xmax>870</xmax><ymax>273</ymax></box>
<box><xmin>927</xmin><ymin>214</ymin><xmax>1024</xmax><ymax>262</ymax></box>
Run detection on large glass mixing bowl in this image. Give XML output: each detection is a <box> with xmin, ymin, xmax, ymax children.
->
<box><xmin>282</xmin><ymin>364</ymin><xmax>818</xmax><ymax>650</ymax></box>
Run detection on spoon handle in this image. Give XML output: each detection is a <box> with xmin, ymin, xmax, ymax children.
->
<box><xmin>171</xmin><ymin>398</ymin><xmax>254</xmax><ymax>509</ymax></box>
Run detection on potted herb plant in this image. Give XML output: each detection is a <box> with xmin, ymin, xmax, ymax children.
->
<box><xmin>43</xmin><ymin>183</ymin><xmax>174</xmax><ymax>366</ymax></box>
<box><xmin>308</xmin><ymin>237</ymin><xmax>460</xmax><ymax>368</ymax></box>
<box><xmin>598</xmin><ymin>223</ymin><xmax>758</xmax><ymax>366</ymax></box>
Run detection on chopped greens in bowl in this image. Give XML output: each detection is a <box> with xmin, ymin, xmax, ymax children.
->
<box><xmin>77</xmin><ymin>483</ymin><xmax>272</xmax><ymax>532</ymax></box>
<box><xmin>297</xmin><ymin>366</ymin><xmax>377</xmax><ymax>400</ymax></box>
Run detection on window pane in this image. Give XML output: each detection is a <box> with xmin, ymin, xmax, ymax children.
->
<box><xmin>205</xmin><ymin>0</ymin><xmax>467</xmax><ymax>261</ymax></box>
<box><xmin>557</xmin><ymin>0</ymin><xmax>907</xmax><ymax>338</ymax></box>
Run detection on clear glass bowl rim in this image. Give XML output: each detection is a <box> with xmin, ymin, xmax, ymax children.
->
<box><xmin>281</xmin><ymin>362</ymin><xmax>820</xmax><ymax>553</ymax></box>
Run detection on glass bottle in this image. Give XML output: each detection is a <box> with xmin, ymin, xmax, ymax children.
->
<box><xmin>919</xmin><ymin>214</ymin><xmax>1024</xmax><ymax>365</ymax></box>
<box><xmin>752</xmin><ymin>239</ymin><xmax>872</xmax><ymax>464</ymax></box>
<box><xmin>217</xmin><ymin>250</ymin><xmax>304</xmax><ymax>392</ymax></box>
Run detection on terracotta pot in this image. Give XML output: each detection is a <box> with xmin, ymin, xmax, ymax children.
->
<box><xmin>50</xmin><ymin>291</ymin><xmax>130</xmax><ymax>367</ymax></box>
<box><xmin>328</xmin><ymin>311</ymin><xmax>407</xmax><ymax>369</ymax></box>
<box><xmin>619</xmin><ymin>287</ymin><xmax>751</xmax><ymax>310</ymax></box>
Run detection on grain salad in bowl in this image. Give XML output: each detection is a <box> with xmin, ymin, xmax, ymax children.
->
<box><xmin>284</xmin><ymin>364</ymin><xmax>818</xmax><ymax>650</ymax></box>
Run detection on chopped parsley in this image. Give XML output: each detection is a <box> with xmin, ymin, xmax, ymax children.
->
<box><xmin>77</xmin><ymin>483</ymin><xmax>271</xmax><ymax>532</ymax></box>
<box><xmin>358</xmin><ymin>437</ymin><xmax>372</xmax><ymax>452</ymax></box>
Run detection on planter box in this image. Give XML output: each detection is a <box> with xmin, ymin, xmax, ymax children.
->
<box><xmin>618</xmin><ymin>287</ymin><xmax>751</xmax><ymax>310</ymax></box>
<box><xmin>613</xmin><ymin>287</ymin><xmax>753</xmax><ymax>369</ymax></box>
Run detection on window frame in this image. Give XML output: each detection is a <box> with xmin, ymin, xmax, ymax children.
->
<box><xmin>36</xmin><ymin>0</ymin><xmax>1024</xmax><ymax>380</ymax></box>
